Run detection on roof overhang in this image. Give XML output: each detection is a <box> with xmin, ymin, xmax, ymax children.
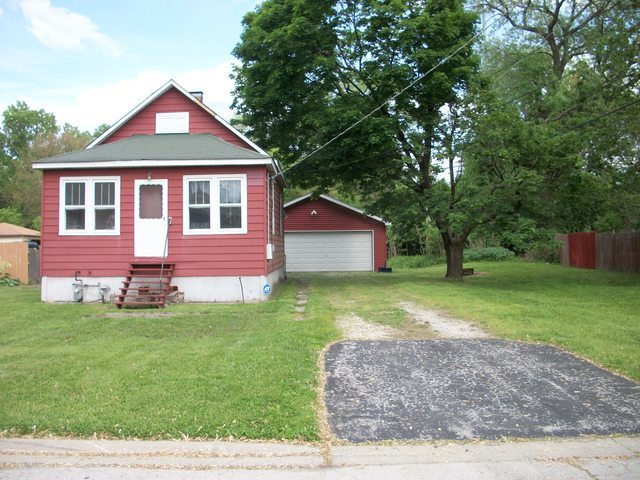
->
<box><xmin>33</xmin><ymin>157</ymin><xmax>287</xmax><ymax>187</ymax></box>
<box><xmin>33</xmin><ymin>158</ymin><xmax>274</xmax><ymax>170</ymax></box>
<box><xmin>0</xmin><ymin>235</ymin><xmax>40</xmax><ymax>242</ymax></box>
<box><xmin>284</xmin><ymin>193</ymin><xmax>386</xmax><ymax>224</ymax></box>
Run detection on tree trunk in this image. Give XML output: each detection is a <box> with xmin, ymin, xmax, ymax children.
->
<box><xmin>442</xmin><ymin>233</ymin><xmax>464</xmax><ymax>280</ymax></box>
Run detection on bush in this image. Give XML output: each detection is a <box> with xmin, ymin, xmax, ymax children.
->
<box><xmin>0</xmin><ymin>260</ymin><xmax>20</xmax><ymax>287</ymax></box>
<box><xmin>0</xmin><ymin>207</ymin><xmax>23</xmax><ymax>225</ymax></box>
<box><xmin>388</xmin><ymin>255</ymin><xmax>444</xmax><ymax>269</ymax></box>
<box><xmin>524</xmin><ymin>242</ymin><xmax>561</xmax><ymax>263</ymax></box>
<box><xmin>0</xmin><ymin>273</ymin><xmax>20</xmax><ymax>287</ymax></box>
<box><xmin>463</xmin><ymin>247</ymin><xmax>515</xmax><ymax>262</ymax></box>
<box><xmin>389</xmin><ymin>248</ymin><xmax>514</xmax><ymax>269</ymax></box>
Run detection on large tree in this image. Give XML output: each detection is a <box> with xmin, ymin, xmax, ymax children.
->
<box><xmin>0</xmin><ymin>103</ymin><xmax>95</xmax><ymax>227</ymax></box>
<box><xmin>234</xmin><ymin>0</ymin><xmax>486</xmax><ymax>278</ymax></box>
<box><xmin>479</xmin><ymin>0</ymin><xmax>640</xmax><ymax>232</ymax></box>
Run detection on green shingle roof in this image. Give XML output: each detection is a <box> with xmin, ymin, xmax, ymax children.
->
<box><xmin>34</xmin><ymin>133</ymin><xmax>270</xmax><ymax>164</ymax></box>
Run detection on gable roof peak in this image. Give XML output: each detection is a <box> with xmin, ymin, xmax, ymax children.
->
<box><xmin>284</xmin><ymin>193</ymin><xmax>386</xmax><ymax>224</ymax></box>
<box><xmin>86</xmin><ymin>79</ymin><xmax>268</xmax><ymax>157</ymax></box>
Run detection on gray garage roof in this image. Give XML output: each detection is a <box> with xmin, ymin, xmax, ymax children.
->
<box><xmin>33</xmin><ymin>133</ymin><xmax>271</xmax><ymax>169</ymax></box>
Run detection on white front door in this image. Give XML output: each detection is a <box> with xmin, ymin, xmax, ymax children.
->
<box><xmin>134</xmin><ymin>179</ymin><xmax>168</xmax><ymax>257</ymax></box>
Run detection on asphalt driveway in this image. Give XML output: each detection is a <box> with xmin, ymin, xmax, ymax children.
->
<box><xmin>324</xmin><ymin>339</ymin><xmax>640</xmax><ymax>442</ymax></box>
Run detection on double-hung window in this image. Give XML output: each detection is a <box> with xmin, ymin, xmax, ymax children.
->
<box><xmin>183</xmin><ymin>175</ymin><xmax>247</xmax><ymax>234</ymax></box>
<box><xmin>188</xmin><ymin>180</ymin><xmax>211</xmax><ymax>230</ymax></box>
<box><xmin>60</xmin><ymin>177</ymin><xmax>120</xmax><ymax>235</ymax></box>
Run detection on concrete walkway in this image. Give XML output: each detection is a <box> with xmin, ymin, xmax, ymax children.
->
<box><xmin>1</xmin><ymin>436</ymin><xmax>638</xmax><ymax>479</ymax></box>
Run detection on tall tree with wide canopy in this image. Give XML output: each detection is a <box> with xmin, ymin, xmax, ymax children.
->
<box><xmin>0</xmin><ymin>102</ymin><xmax>96</xmax><ymax>227</ymax></box>
<box><xmin>233</xmin><ymin>0</ymin><xmax>487</xmax><ymax>278</ymax></box>
<box><xmin>479</xmin><ymin>0</ymin><xmax>640</xmax><ymax>232</ymax></box>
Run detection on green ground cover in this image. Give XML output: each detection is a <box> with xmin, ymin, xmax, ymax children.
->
<box><xmin>0</xmin><ymin>282</ymin><xmax>338</xmax><ymax>440</ymax></box>
<box><xmin>1</xmin><ymin>260</ymin><xmax>637</xmax><ymax>441</ymax></box>
<box><xmin>309</xmin><ymin>260</ymin><xmax>640</xmax><ymax>379</ymax></box>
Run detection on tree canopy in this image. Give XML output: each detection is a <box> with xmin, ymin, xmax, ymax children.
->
<box><xmin>233</xmin><ymin>0</ymin><xmax>639</xmax><ymax>276</ymax></box>
<box><xmin>234</xmin><ymin>0</ymin><xmax>486</xmax><ymax>278</ymax></box>
<box><xmin>0</xmin><ymin>102</ymin><xmax>102</xmax><ymax>228</ymax></box>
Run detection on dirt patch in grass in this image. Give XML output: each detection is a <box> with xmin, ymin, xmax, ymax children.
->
<box><xmin>398</xmin><ymin>302</ymin><xmax>490</xmax><ymax>339</ymax></box>
<box><xmin>103</xmin><ymin>312</ymin><xmax>178</xmax><ymax>318</ymax></box>
<box><xmin>336</xmin><ymin>314</ymin><xmax>402</xmax><ymax>340</ymax></box>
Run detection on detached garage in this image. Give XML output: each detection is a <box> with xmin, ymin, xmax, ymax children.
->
<box><xmin>284</xmin><ymin>194</ymin><xmax>387</xmax><ymax>272</ymax></box>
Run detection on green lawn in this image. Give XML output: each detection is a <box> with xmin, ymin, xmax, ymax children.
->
<box><xmin>309</xmin><ymin>260</ymin><xmax>640</xmax><ymax>379</ymax></box>
<box><xmin>0</xmin><ymin>261</ymin><xmax>638</xmax><ymax>440</ymax></box>
<box><xmin>0</xmin><ymin>282</ymin><xmax>338</xmax><ymax>440</ymax></box>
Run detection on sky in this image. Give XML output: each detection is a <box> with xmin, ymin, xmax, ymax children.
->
<box><xmin>0</xmin><ymin>0</ymin><xmax>260</xmax><ymax>132</ymax></box>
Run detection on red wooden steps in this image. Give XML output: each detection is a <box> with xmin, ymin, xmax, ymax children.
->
<box><xmin>116</xmin><ymin>263</ymin><xmax>175</xmax><ymax>309</ymax></box>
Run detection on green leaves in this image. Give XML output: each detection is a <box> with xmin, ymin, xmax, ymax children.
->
<box><xmin>0</xmin><ymin>101</ymin><xmax>94</xmax><ymax>228</ymax></box>
<box><xmin>2</xmin><ymin>101</ymin><xmax>57</xmax><ymax>160</ymax></box>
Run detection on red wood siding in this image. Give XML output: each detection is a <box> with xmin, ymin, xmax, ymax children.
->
<box><xmin>568</xmin><ymin>232</ymin><xmax>596</xmax><ymax>269</ymax></box>
<box><xmin>267</xmin><ymin>180</ymin><xmax>285</xmax><ymax>274</ymax></box>
<box><xmin>41</xmin><ymin>166</ymin><xmax>269</xmax><ymax>278</ymax></box>
<box><xmin>284</xmin><ymin>198</ymin><xmax>387</xmax><ymax>270</ymax></box>
<box><xmin>101</xmin><ymin>87</ymin><xmax>253</xmax><ymax>150</ymax></box>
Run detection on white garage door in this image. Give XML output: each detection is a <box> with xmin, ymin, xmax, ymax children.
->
<box><xmin>285</xmin><ymin>231</ymin><xmax>373</xmax><ymax>272</ymax></box>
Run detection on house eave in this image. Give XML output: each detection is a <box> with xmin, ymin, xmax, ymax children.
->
<box><xmin>33</xmin><ymin>159</ymin><xmax>275</xmax><ymax>170</ymax></box>
<box><xmin>284</xmin><ymin>193</ymin><xmax>387</xmax><ymax>224</ymax></box>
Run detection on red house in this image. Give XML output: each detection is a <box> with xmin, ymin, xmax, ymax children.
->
<box><xmin>284</xmin><ymin>194</ymin><xmax>387</xmax><ymax>272</ymax></box>
<box><xmin>33</xmin><ymin>80</ymin><xmax>286</xmax><ymax>305</ymax></box>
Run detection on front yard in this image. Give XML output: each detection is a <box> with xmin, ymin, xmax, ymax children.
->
<box><xmin>0</xmin><ymin>260</ymin><xmax>638</xmax><ymax>440</ymax></box>
<box><xmin>313</xmin><ymin>261</ymin><xmax>640</xmax><ymax>379</ymax></box>
<box><xmin>0</xmin><ymin>282</ymin><xmax>338</xmax><ymax>440</ymax></box>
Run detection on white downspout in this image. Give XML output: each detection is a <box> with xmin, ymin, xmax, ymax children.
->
<box><xmin>266</xmin><ymin>175</ymin><xmax>273</xmax><ymax>260</ymax></box>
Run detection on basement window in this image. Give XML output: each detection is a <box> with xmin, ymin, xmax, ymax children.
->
<box><xmin>59</xmin><ymin>177</ymin><xmax>120</xmax><ymax>235</ymax></box>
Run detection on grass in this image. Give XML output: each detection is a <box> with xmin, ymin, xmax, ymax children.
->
<box><xmin>1</xmin><ymin>260</ymin><xmax>638</xmax><ymax>441</ymax></box>
<box><xmin>300</xmin><ymin>260</ymin><xmax>640</xmax><ymax>380</ymax></box>
<box><xmin>0</xmin><ymin>281</ymin><xmax>338</xmax><ymax>441</ymax></box>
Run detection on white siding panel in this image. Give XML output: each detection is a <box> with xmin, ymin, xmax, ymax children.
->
<box><xmin>156</xmin><ymin>112</ymin><xmax>189</xmax><ymax>133</ymax></box>
<box><xmin>286</xmin><ymin>231</ymin><xmax>373</xmax><ymax>272</ymax></box>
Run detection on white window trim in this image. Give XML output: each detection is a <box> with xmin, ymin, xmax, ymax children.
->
<box><xmin>156</xmin><ymin>111</ymin><xmax>189</xmax><ymax>134</ymax></box>
<box><xmin>183</xmin><ymin>174</ymin><xmax>248</xmax><ymax>235</ymax></box>
<box><xmin>59</xmin><ymin>176</ymin><xmax>121</xmax><ymax>236</ymax></box>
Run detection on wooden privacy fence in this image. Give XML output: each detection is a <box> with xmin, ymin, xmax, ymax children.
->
<box><xmin>557</xmin><ymin>231</ymin><xmax>640</xmax><ymax>274</ymax></box>
<box><xmin>0</xmin><ymin>242</ymin><xmax>41</xmax><ymax>284</ymax></box>
<box><xmin>596</xmin><ymin>232</ymin><xmax>640</xmax><ymax>274</ymax></box>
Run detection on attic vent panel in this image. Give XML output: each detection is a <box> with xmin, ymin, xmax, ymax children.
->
<box><xmin>156</xmin><ymin>112</ymin><xmax>189</xmax><ymax>134</ymax></box>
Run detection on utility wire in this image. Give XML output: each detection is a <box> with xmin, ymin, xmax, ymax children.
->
<box><xmin>277</xmin><ymin>15</ymin><xmax>501</xmax><ymax>177</ymax></box>
<box><xmin>277</xmin><ymin>14</ymin><xmax>559</xmax><ymax>178</ymax></box>
<box><xmin>273</xmin><ymin>2</ymin><xmax>633</xmax><ymax>179</ymax></box>
<box><xmin>562</xmin><ymin>97</ymin><xmax>640</xmax><ymax>133</ymax></box>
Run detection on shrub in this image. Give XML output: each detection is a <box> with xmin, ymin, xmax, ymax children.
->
<box><xmin>0</xmin><ymin>260</ymin><xmax>20</xmax><ymax>287</ymax></box>
<box><xmin>524</xmin><ymin>242</ymin><xmax>561</xmax><ymax>263</ymax></box>
<box><xmin>388</xmin><ymin>255</ymin><xmax>444</xmax><ymax>269</ymax></box>
<box><xmin>0</xmin><ymin>274</ymin><xmax>20</xmax><ymax>287</ymax></box>
<box><xmin>463</xmin><ymin>247</ymin><xmax>515</xmax><ymax>262</ymax></box>
<box><xmin>0</xmin><ymin>207</ymin><xmax>23</xmax><ymax>225</ymax></box>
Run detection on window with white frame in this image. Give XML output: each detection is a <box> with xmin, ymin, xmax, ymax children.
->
<box><xmin>183</xmin><ymin>175</ymin><xmax>247</xmax><ymax>234</ymax></box>
<box><xmin>59</xmin><ymin>177</ymin><xmax>120</xmax><ymax>235</ymax></box>
<box><xmin>188</xmin><ymin>180</ymin><xmax>211</xmax><ymax>229</ymax></box>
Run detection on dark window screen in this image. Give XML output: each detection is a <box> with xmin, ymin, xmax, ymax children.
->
<box><xmin>139</xmin><ymin>184</ymin><xmax>163</xmax><ymax>219</ymax></box>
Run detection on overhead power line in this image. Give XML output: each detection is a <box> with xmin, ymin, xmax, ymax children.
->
<box><xmin>276</xmin><ymin>15</ymin><xmax>500</xmax><ymax>178</ymax></box>
<box><xmin>563</xmin><ymin>97</ymin><xmax>640</xmax><ymax>133</ymax></box>
<box><xmin>271</xmin><ymin>1</ymin><xmax>634</xmax><ymax>180</ymax></box>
